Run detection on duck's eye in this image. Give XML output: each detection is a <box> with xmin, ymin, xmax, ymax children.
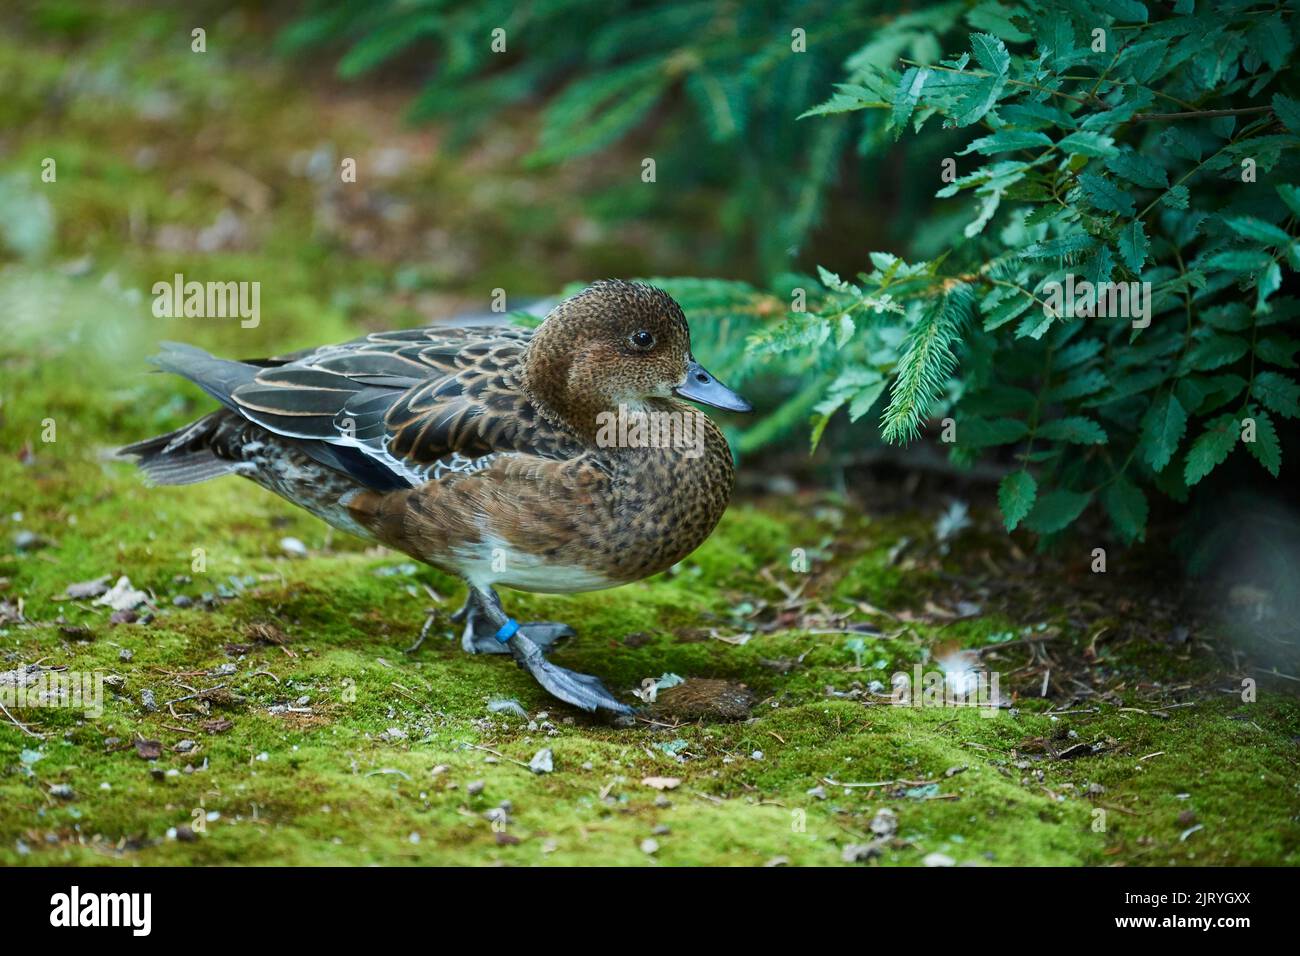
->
<box><xmin>629</xmin><ymin>330</ymin><xmax>656</xmax><ymax>351</ymax></box>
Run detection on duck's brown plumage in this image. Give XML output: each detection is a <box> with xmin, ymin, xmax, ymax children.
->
<box><xmin>123</xmin><ymin>280</ymin><xmax>738</xmax><ymax>594</ymax></box>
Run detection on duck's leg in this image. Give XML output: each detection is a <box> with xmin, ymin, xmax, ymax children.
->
<box><xmin>457</xmin><ymin>588</ymin><xmax>574</xmax><ymax>655</ymax></box>
<box><xmin>467</xmin><ymin>585</ymin><xmax>633</xmax><ymax>716</ymax></box>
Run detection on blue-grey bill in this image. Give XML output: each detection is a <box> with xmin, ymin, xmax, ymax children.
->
<box><xmin>674</xmin><ymin>359</ymin><xmax>753</xmax><ymax>413</ymax></box>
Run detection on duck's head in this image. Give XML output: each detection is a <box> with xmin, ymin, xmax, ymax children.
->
<box><xmin>521</xmin><ymin>279</ymin><xmax>751</xmax><ymax>433</ymax></box>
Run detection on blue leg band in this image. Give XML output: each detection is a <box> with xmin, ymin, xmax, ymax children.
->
<box><xmin>495</xmin><ymin>618</ymin><xmax>520</xmax><ymax>643</ymax></box>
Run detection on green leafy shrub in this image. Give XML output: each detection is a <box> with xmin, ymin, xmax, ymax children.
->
<box><xmin>764</xmin><ymin>0</ymin><xmax>1300</xmax><ymax>542</ymax></box>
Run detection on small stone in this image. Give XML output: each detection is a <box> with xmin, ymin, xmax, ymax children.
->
<box><xmin>653</xmin><ymin>796</ymin><xmax>672</xmax><ymax>809</ymax></box>
<box><xmin>923</xmin><ymin>852</ymin><xmax>955</xmax><ymax>867</ymax></box>
<box><xmin>64</xmin><ymin>576</ymin><xmax>110</xmax><ymax>599</ymax></box>
<box><xmin>651</xmin><ymin>824</ymin><xmax>670</xmax><ymax>836</ymax></box>
<box><xmin>640</xmin><ymin>838</ymin><xmax>659</xmax><ymax>855</ymax></box>
<box><xmin>842</xmin><ymin>843</ymin><xmax>880</xmax><ymax>863</ymax></box>
<box><xmin>806</xmin><ymin>785</ymin><xmax>827</xmax><ymax>800</ymax></box>
<box><xmin>175</xmin><ymin>739</ymin><xmax>196</xmax><ymax>753</ymax></box>
<box><xmin>529</xmin><ymin>748</ymin><xmax>554</xmax><ymax>774</ymax></box>
<box><xmin>870</xmin><ymin>807</ymin><xmax>898</xmax><ymax>838</ymax></box>
<box><xmin>48</xmin><ymin>783</ymin><xmax>75</xmax><ymax>800</ymax></box>
<box><xmin>174</xmin><ymin>825</ymin><xmax>197</xmax><ymax>842</ymax></box>
<box><xmin>135</xmin><ymin>739</ymin><xmax>162</xmax><ymax>760</ymax></box>
<box><xmin>279</xmin><ymin>536</ymin><xmax>308</xmax><ymax>558</ymax></box>
<box><xmin>14</xmin><ymin>530</ymin><xmax>47</xmax><ymax>552</ymax></box>
<box><xmin>467</xmin><ymin>780</ymin><xmax>485</xmax><ymax>796</ymax></box>
<box><xmin>1177</xmin><ymin>809</ymin><xmax>1197</xmax><ymax>826</ymax></box>
<box><xmin>172</xmin><ymin>594</ymin><xmax>193</xmax><ymax>607</ymax></box>
<box><xmin>118</xmin><ymin>648</ymin><xmax>133</xmax><ymax>662</ymax></box>
<box><xmin>750</xmin><ymin>750</ymin><xmax>764</xmax><ymax>760</ymax></box>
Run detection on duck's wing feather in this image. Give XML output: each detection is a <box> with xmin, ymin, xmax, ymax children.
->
<box><xmin>156</xmin><ymin>326</ymin><xmax>580</xmax><ymax>491</ymax></box>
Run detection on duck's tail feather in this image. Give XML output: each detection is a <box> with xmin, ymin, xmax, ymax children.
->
<box><xmin>119</xmin><ymin>343</ymin><xmax>258</xmax><ymax>485</ymax></box>
<box><xmin>150</xmin><ymin>341</ymin><xmax>259</xmax><ymax>410</ymax></box>
<box><xmin>119</xmin><ymin>412</ymin><xmax>242</xmax><ymax>486</ymax></box>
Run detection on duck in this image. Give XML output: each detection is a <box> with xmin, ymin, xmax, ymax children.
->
<box><xmin>121</xmin><ymin>279</ymin><xmax>751</xmax><ymax>716</ymax></box>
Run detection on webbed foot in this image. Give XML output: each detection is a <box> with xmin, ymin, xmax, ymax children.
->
<box><xmin>509</xmin><ymin>629</ymin><xmax>633</xmax><ymax>716</ymax></box>
<box><xmin>464</xmin><ymin>586</ymin><xmax>634</xmax><ymax>717</ymax></box>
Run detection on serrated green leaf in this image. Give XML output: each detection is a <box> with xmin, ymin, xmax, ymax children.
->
<box><xmin>848</xmin><ymin>380</ymin><xmax>887</xmax><ymax>422</ymax></box>
<box><xmin>1183</xmin><ymin>415</ymin><xmax>1238</xmax><ymax>486</ymax></box>
<box><xmin>967</xmin><ymin>1</ymin><xmax>1032</xmax><ymax>43</ymax></box>
<box><xmin>1256</xmin><ymin>261</ymin><xmax>1282</xmax><ymax>312</ymax></box>
<box><xmin>982</xmin><ymin>292</ymin><xmax>1033</xmax><ymax>331</ymax></box>
<box><xmin>1105</xmin><ymin>150</ymin><xmax>1169</xmax><ymax>189</ymax></box>
<box><xmin>1223</xmin><ymin>217</ymin><xmax>1291</xmax><ymax>247</ymax></box>
<box><xmin>1025</xmin><ymin>489</ymin><xmax>1092</xmax><ymax>534</ymax></box>
<box><xmin>960</xmin><ymin>130</ymin><xmax>1053</xmax><ymax>155</ymax></box>
<box><xmin>1103</xmin><ymin>475</ymin><xmax>1148</xmax><ymax>544</ymax></box>
<box><xmin>1058</xmin><ymin>132</ymin><xmax>1118</xmax><ymax>158</ymax></box>
<box><xmin>1141</xmin><ymin>392</ymin><xmax>1186</xmax><ymax>471</ymax></box>
<box><xmin>1078</xmin><ymin>172</ymin><xmax>1135</xmax><ymax>216</ymax></box>
<box><xmin>1162</xmin><ymin>184</ymin><xmax>1189</xmax><ymax>209</ymax></box>
<box><xmin>801</xmin><ymin>84</ymin><xmax>882</xmax><ymax>119</ymax></box>
<box><xmin>1056</xmin><ymin>337</ymin><xmax>1104</xmax><ymax>370</ymax></box>
<box><xmin>1255</xmin><ymin>334</ymin><xmax>1299</xmax><ymax>369</ymax></box>
<box><xmin>1200</xmin><ymin>249</ymin><xmax>1275</xmax><ymax>273</ymax></box>
<box><xmin>1021</xmin><ymin>234</ymin><xmax>1097</xmax><ymax>260</ymax></box>
<box><xmin>1242</xmin><ymin>408</ymin><xmax>1281</xmax><ymax>477</ymax></box>
<box><xmin>959</xmin><ymin>415</ymin><xmax>1029</xmax><ymax>448</ymax></box>
<box><xmin>1253</xmin><ymin>371</ymin><xmax>1300</xmax><ymax>419</ymax></box>
<box><xmin>952</xmin><ymin>72</ymin><xmax>1009</xmax><ymax>126</ymax></box>
<box><xmin>1273</xmin><ymin>94</ymin><xmax>1300</xmax><ymax>135</ymax></box>
<box><xmin>890</xmin><ymin>68</ymin><xmax>930</xmax><ymax>134</ymax></box>
<box><xmin>1185</xmin><ymin>334</ymin><xmax>1249</xmax><ymax>372</ymax></box>
<box><xmin>971</xmin><ymin>33</ymin><xmax>1010</xmax><ymax>75</ymax></box>
<box><xmin>998</xmin><ymin>470</ymin><xmax>1037</xmax><ymax>531</ymax></box>
<box><xmin>1118</xmin><ymin>219</ymin><xmax>1149</xmax><ymax>272</ymax></box>
<box><xmin>1044</xmin><ymin>368</ymin><xmax>1108</xmax><ymax>401</ymax></box>
<box><xmin>817</xmin><ymin>265</ymin><xmax>859</xmax><ymax>294</ymax></box>
<box><xmin>1037</xmin><ymin>416</ymin><xmax>1108</xmax><ymax>444</ymax></box>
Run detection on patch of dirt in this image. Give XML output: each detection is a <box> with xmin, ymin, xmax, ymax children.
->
<box><xmin>648</xmin><ymin>679</ymin><xmax>755</xmax><ymax>722</ymax></box>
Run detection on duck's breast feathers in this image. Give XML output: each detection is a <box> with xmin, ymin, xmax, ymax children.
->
<box><xmin>224</xmin><ymin>325</ymin><xmax>579</xmax><ymax>489</ymax></box>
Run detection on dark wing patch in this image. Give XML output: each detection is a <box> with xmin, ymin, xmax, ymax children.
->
<box><xmin>227</xmin><ymin>325</ymin><xmax>577</xmax><ymax>489</ymax></box>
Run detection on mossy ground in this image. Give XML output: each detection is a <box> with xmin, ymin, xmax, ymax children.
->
<box><xmin>2</xmin><ymin>2</ymin><xmax>1298</xmax><ymax>867</ymax></box>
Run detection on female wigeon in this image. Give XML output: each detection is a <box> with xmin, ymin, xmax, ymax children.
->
<box><xmin>123</xmin><ymin>280</ymin><xmax>750</xmax><ymax>716</ymax></box>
